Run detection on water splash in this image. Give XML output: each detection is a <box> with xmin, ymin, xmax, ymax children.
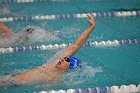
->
<box><xmin>0</xmin><ymin>26</ymin><xmax>59</xmax><ymax>47</ymax></box>
<box><xmin>22</xmin><ymin>26</ymin><xmax>60</xmax><ymax>43</ymax></box>
<box><xmin>61</xmin><ymin>63</ymin><xmax>102</xmax><ymax>86</ymax></box>
<box><xmin>0</xmin><ymin>6</ymin><xmax>11</xmax><ymax>16</ymax></box>
<box><xmin>0</xmin><ymin>75</ymin><xmax>15</xmax><ymax>87</ymax></box>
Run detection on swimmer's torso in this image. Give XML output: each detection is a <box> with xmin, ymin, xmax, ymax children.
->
<box><xmin>14</xmin><ymin>64</ymin><xmax>63</xmax><ymax>85</ymax></box>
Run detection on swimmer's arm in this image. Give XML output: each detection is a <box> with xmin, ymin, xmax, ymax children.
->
<box><xmin>62</xmin><ymin>14</ymin><xmax>96</xmax><ymax>57</ymax></box>
<box><xmin>0</xmin><ymin>21</ymin><xmax>14</xmax><ymax>35</ymax></box>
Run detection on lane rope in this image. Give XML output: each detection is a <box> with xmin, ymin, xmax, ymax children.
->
<box><xmin>0</xmin><ymin>0</ymin><xmax>65</xmax><ymax>3</ymax></box>
<box><xmin>38</xmin><ymin>84</ymin><xmax>140</xmax><ymax>93</ymax></box>
<box><xmin>0</xmin><ymin>11</ymin><xmax>140</xmax><ymax>22</ymax></box>
<box><xmin>0</xmin><ymin>39</ymin><xmax>139</xmax><ymax>53</ymax></box>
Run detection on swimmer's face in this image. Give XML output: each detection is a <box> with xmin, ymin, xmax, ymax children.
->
<box><xmin>25</xmin><ymin>28</ymin><xmax>34</xmax><ymax>34</ymax></box>
<box><xmin>56</xmin><ymin>57</ymin><xmax>70</xmax><ymax>71</ymax></box>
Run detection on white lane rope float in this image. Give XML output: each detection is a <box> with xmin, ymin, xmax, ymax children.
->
<box><xmin>0</xmin><ymin>0</ymin><xmax>64</xmax><ymax>3</ymax></box>
<box><xmin>38</xmin><ymin>84</ymin><xmax>140</xmax><ymax>93</ymax></box>
<box><xmin>0</xmin><ymin>11</ymin><xmax>140</xmax><ymax>22</ymax></box>
<box><xmin>0</xmin><ymin>39</ymin><xmax>139</xmax><ymax>54</ymax></box>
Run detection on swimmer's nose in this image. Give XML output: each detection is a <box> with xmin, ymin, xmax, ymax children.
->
<box><xmin>58</xmin><ymin>61</ymin><xmax>61</xmax><ymax>65</ymax></box>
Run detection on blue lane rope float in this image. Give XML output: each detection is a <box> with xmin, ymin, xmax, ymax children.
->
<box><xmin>0</xmin><ymin>11</ymin><xmax>140</xmax><ymax>22</ymax></box>
<box><xmin>0</xmin><ymin>39</ymin><xmax>139</xmax><ymax>54</ymax></box>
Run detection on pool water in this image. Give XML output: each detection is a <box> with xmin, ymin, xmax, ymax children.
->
<box><xmin>0</xmin><ymin>0</ymin><xmax>140</xmax><ymax>93</ymax></box>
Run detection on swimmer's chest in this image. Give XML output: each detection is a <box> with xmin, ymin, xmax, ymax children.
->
<box><xmin>37</xmin><ymin>65</ymin><xmax>62</xmax><ymax>81</ymax></box>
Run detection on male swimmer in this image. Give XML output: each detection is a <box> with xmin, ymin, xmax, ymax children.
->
<box><xmin>0</xmin><ymin>14</ymin><xmax>96</xmax><ymax>86</ymax></box>
<box><xmin>0</xmin><ymin>21</ymin><xmax>34</xmax><ymax>47</ymax></box>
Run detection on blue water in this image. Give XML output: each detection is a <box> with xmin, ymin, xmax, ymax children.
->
<box><xmin>0</xmin><ymin>0</ymin><xmax>140</xmax><ymax>93</ymax></box>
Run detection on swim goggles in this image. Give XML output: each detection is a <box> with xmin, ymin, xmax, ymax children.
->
<box><xmin>64</xmin><ymin>56</ymin><xmax>70</xmax><ymax>62</ymax></box>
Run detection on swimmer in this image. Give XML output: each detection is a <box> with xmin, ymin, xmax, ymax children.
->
<box><xmin>0</xmin><ymin>22</ymin><xmax>34</xmax><ymax>47</ymax></box>
<box><xmin>0</xmin><ymin>21</ymin><xmax>34</xmax><ymax>37</ymax></box>
<box><xmin>0</xmin><ymin>14</ymin><xmax>96</xmax><ymax>86</ymax></box>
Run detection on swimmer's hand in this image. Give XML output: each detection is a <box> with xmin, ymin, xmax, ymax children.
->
<box><xmin>86</xmin><ymin>14</ymin><xmax>96</xmax><ymax>28</ymax></box>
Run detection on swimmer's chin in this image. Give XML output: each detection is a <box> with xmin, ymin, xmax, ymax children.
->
<box><xmin>55</xmin><ymin>64</ymin><xmax>69</xmax><ymax>71</ymax></box>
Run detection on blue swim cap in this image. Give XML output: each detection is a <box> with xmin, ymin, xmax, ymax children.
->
<box><xmin>69</xmin><ymin>56</ymin><xmax>82</xmax><ymax>69</ymax></box>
